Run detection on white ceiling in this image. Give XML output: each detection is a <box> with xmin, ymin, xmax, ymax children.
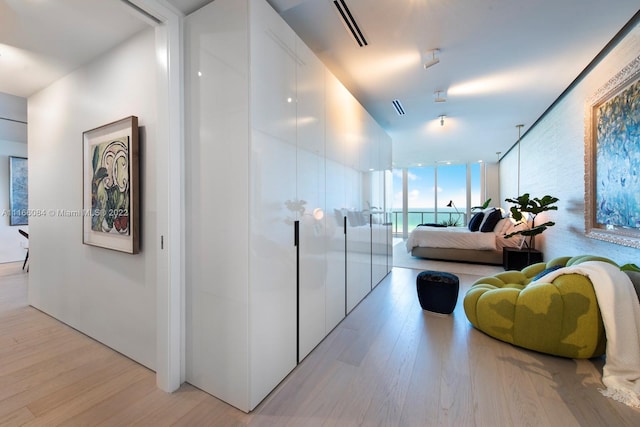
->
<box><xmin>0</xmin><ymin>0</ymin><xmax>638</xmax><ymax>167</ymax></box>
<box><xmin>0</xmin><ymin>0</ymin><xmax>146</xmax><ymax>98</ymax></box>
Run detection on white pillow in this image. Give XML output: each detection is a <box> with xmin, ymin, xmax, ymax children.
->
<box><xmin>493</xmin><ymin>218</ymin><xmax>510</xmax><ymax>235</ymax></box>
<box><xmin>503</xmin><ymin>217</ymin><xmax>527</xmax><ymax>234</ymax></box>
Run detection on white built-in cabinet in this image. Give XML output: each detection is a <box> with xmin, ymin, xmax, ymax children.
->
<box><xmin>185</xmin><ymin>0</ymin><xmax>392</xmax><ymax>413</ymax></box>
<box><xmin>324</xmin><ymin>70</ymin><xmax>348</xmax><ymax>332</ymax></box>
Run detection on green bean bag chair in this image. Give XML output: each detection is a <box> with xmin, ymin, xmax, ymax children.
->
<box><xmin>463</xmin><ymin>255</ymin><xmax>616</xmax><ymax>358</ymax></box>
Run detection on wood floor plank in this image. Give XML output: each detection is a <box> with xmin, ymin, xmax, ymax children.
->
<box><xmin>359</xmin><ymin>288</ymin><xmax>423</xmax><ymax>425</ymax></box>
<box><xmin>57</xmin><ymin>375</ymin><xmax>157</xmax><ymax>426</ymax></box>
<box><xmin>468</xmin><ymin>338</ymin><xmax>515</xmax><ymax>426</ymax></box>
<box><xmin>95</xmin><ymin>383</ymin><xmax>208</xmax><ymax>426</ymax></box>
<box><xmin>173</xmin><ymin>397</ymin><xmax>251</xmax><ymax>426</ymax></box>
<box><xmin>0</xmin><ymin>406</ymin><xmax>35</xmax><ymax>426</ymax></box>
<box><xmin>0</xmin><ymin>351</ymin><xmax>125</xmax><ymax>416</ymax></box>
<box><xmin>497</xmin><ymin>344</ymin><xmax>553</xmax><ymax>426</ymax></box>
<box><xmin>23</xmin><ymin>363</ymin><xmax>150</xmax><ymax>426</ymax></box>
<box><xmin>0</xmin><ymin>342</ymin><xmax>112</xmax><ymax>401</ymax></box>
<box><xmin>398</xmin><ymin>322</ymin><xmax>444</xmax><ymax>426</ymax></box>
<box><xmin>25</xmin><ymin>354</ymin><xmax>138</xmax><ymax>416</ymax></box>
<box><xmin>1</xmin><ymin>257</ymin><xmax>639</xmax><ymax>426</ymax></box>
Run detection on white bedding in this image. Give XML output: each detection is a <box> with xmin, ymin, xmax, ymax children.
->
<box><xmin>406</xmin><ymin>226</ymin><xmax>498</xmax><ymax>252</ymax></box>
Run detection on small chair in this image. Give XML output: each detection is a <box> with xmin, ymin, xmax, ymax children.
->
<box><xmin>18</xmin><ymin>229</ymin><xmax>29</xmax><ymax>271</ymax></box>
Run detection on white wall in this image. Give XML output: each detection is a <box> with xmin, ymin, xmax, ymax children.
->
<box><xmin>1</xmin><ymin>93</ymin><xmax>28</xmax><ymax>263</ymax></box>
<box><xmin>500</xmin><ymin>18</ymin><xmax>640</xmax><ymax>265</ymax></box>
<box><xmin>483</xmin><ymin>162</ymin><xmax>500</xmax><ymax>207</ymax></box>
<box><xmin>0</xmin><ymin>92</ymin><xmax>27</xmax><ymax>144</ymax></box>
<box><xmin>0</xmin><ymin>140</ymin><xmax>28</xmax><ymax>263</ymax></box>
<box><xmin>27</xmin><ymin>29</ymin><xmax>158</xmax><ymax>369</ymax></box>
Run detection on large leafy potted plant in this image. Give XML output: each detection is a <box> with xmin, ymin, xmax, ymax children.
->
<box><xmin>504</xmin><ymin>193</ymin><xmax>559</xmax><ymax>261</ymax></box>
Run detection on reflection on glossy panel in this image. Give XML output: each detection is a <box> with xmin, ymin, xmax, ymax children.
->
<box><xmin>250</xmin><ymin>0</ymin><xmax>297</xmax><ymax>145</ymax></box>
<box><xmin>249</xmin><ymin>128</ymin><xmax>297</xmax><ymax>407</ymax></box>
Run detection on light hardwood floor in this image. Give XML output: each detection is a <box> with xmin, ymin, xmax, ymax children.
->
<box><xmin>1</xmin><ymin>259</ymin><xmax>639</xmax><ymax>426</ymax></box>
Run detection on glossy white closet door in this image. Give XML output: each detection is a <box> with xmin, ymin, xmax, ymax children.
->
<box><xmin>296</xmin><ymin>39</ymin><xmax>327</xmax><ymax>361</ymax></box>
<box><xmin>371</xmin><ymin>127</ymin><xmax>387</xmax><ymax>287</ymax></box>
<box><xmin>343</xmin><ymin>95</ymin><xmax>369</xmax><ymax>312</ymax></box>
<box><xmin>371</xmin><ymin>173</ymin><xmax>387</xmax><ymax>287</ymax></box>
<box><xmin>250</xmin><ymin>0</ymin><xmax>296</xmax><ymax>145</ymax></box>
<box><xmin>185</xmin><ymin>0</ymin><xmax>252</xmax><ymax>412</ymax></box>
<box><xmin>249</xmin><ymin>0</ymin><xmax>297</xmax><ymax>408</ymax></box>
<box><xmin>324</xmin><ymin>71</ymin><xmax>347</xmax><ymax>332</ymax></box>
<box><xmin>345</xmin><ymin>175</ymin><xmax>370</xmax><ymax>311</ymax></box>
<box><xmin>249</xmin><ymin>130</ymin><xmax>297</xmax><ymax>407</ymax></box>
<box><xmin>382</xmin><ymin>135</ymin><xmax>393</xmax><ymax>274</ymax></box>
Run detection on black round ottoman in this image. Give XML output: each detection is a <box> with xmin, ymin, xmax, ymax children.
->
<box><xmin>416</xmin><ymin>270</ymin><xmax>459</xmax><ymax>314</ymax></box>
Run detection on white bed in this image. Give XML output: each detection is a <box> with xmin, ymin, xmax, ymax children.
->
<box><xmin>406</xmin><ymin>217</ymin><xmax>522</xmax><ymax>265</ymax></box>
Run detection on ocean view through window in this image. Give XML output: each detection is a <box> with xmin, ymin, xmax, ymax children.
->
<box><xmin>392</xmin><ymin>163</ymin><xmax>482</xmax><ymax>236</ymax></box>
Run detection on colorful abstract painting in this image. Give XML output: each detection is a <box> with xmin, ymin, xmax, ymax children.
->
<box><xmin>82</xmin><ymin>116</ymin><xmax>139</xmax><ymax>253</ymax></box>
<box><xmin>90</xmin><ymin>137</ymin><xmax>130</xmax><ymax>235</ymax></box>
<box><xmin>595</xmin><ymin>78</ymin><xmax>640</xmax><ymax>229</ymax></box>
<box><xmin>9</xmin><ymin>156</ymin><xmax>28</xmax><ymax>225</ymax></box>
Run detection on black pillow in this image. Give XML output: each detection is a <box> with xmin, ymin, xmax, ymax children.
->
<box><xmin>468</xmin><ymin>212</ymin><xmax>484</xmax><ymax>231</ymax></box>
<box><xmin>480</xmin><ymin>209</ymin><xmax>502</xmax><ymax>232</ymax></box>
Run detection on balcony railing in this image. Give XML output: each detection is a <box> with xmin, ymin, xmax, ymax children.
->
<box><xmin>391</xmin><ymin>210</ymin><xmax>467</xmax><ymax>235</ymax></box>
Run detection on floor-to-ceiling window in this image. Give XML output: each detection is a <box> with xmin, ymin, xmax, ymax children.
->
<box><xmin>437</xmin><ymin>163</ymin><xmax>467</xmax><ymax>226</ymax></box>
<box><xmin>470</xmin><ymin>162</ymin><xmax>482</xmax><ymax>209</ymax></box>
<box><xmin>392</xmin><ymin>162</ymin><xmax>484</xmax><ymax>237</ymax></box>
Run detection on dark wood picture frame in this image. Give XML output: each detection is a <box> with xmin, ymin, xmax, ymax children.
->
<box><xmin>82</xmin><ymin>116</ymin><xmax>140</xmax><ymax>253</ymax></box>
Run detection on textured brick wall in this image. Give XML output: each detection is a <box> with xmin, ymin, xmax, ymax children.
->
<box><xmin>500</xmin><ymin>19</ymin><xmax>640</xmax><ymax>265</ymax></box>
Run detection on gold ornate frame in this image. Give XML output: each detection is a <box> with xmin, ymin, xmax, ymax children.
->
<box><xmin>584</xmin><ymin>55</ymin><xmax>640</xmax><ymax>248</ymax></box>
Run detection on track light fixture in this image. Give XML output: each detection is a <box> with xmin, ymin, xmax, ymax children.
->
<box><xmin>434</xmin><ymin>90</ymin><xmax>446</xmax><ymax>102</ymax></box>
<box><xmin>424</xmin><ymin>49</ymin><xmax>440</xmax><ymax>69</ymax></box>
<box><xmin>439</xmin><ymin>115</ymin><xmax>446</xmax><ymax>126</ymax></box>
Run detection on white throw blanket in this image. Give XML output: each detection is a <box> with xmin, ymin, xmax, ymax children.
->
<box><xmin>535</xmin><ymin>261</ymin><xmax>640</xmax><ymax>408</ymax></box>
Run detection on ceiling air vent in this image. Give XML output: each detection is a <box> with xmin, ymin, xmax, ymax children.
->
<box><xmin>392</xmin><ymin>99</ymin><xmax>406</xmax><ymax>116</ymax></box>
<box><xmin>333</xmin><ymin>0</ymin><xmax>368</xmax><ymax>47</ymax></box>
